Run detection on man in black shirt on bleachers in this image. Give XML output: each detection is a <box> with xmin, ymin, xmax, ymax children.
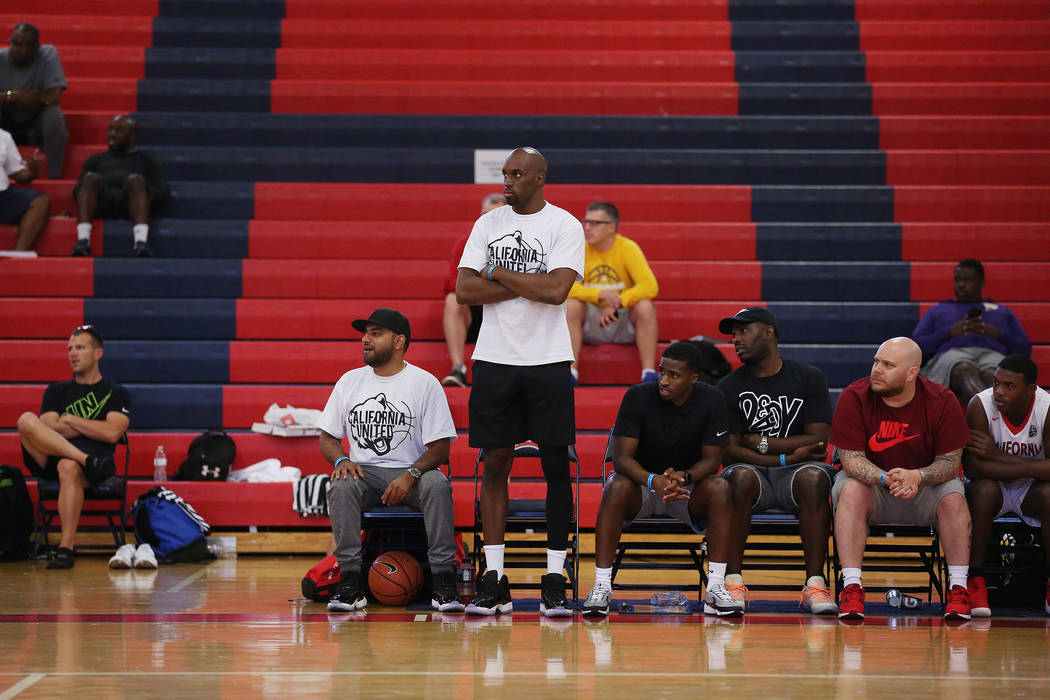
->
<box><xmin>717</xmin><ymin>307</ymin><xmax>838</xmax><ymax>615</ymax></box>
<box><xmin>17</xmin><ymin>325</ymin><xmax>130</xmax><ymax>569</ymax></box>
<box><xmin>72</xmin><ymin>115</ymin><xmax>169</xmax><ymax>258</ymax></box>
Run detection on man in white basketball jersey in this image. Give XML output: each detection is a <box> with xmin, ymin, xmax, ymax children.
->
<box><xmin>963</xmin><ymin>354</ymin><xmax>1050</xmax><ymax>616</ymax></box>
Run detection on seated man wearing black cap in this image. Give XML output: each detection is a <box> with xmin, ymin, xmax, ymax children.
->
<box><xmin>716</xmin><ymin>307</ymin><xmax>837</xmax><ymax>615</ymax></box>
<box><xmin>17</xmin><ymin>325</ymin><xmax>130</xmax><ymax>569</ymax></box>
<box><xmin>317</xmin><ymin>308</ymin><xmax>462</xmax><ymax>612</ymax></box>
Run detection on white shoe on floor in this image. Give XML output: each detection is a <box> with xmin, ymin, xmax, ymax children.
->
<box><xmin>133</xmin><ymin>543</ymin><xmax>158</xmax><ymax>569</ymax></box>
<box><xmin>108</xmin><ymin>543</ymin><xmax>136</xmax><ymax>569</ymax></box>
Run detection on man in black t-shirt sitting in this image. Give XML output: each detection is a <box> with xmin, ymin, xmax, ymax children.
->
<box><xmin>17</xmin><ymin>325</ymin><xmax>131</xmax><ymax>569</ymax></box>
<box><xmin>582</xmin><ymin>342</ymin><xmax>741</xmax><ymax>618</ymax></box>
<box><xmin>71</xmin><ymin>114</ymin><xmax>169</xmax><ymax>258</ymax></box>
<box><xmin>716</xmin><ymin>307</ymin><xmax>837</xmax><ymax>615</ymax></box>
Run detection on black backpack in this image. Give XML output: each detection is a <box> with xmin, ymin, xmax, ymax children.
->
<box><xmin>0</xmin><ymin>465</ymin><xmax>34</xmax><ymax>561</ymax></box>
<box><xmin>685</xmin><ymin>336</ymin><xmax>733</xmax><ymax>385</ymax></box>
<box><xmin>174</xmin><ymin>430</ymin><xmax>236</xmax><ymax>481</ymax></box>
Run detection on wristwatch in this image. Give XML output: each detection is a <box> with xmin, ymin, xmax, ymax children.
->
<box><xmin>756</xmin><ymin>435</ymin><xmax>769</xmax><ymax>455</ymax></box>
<box><xmin>681</xmin><ymin>471</ymin><xmax>692</xmax><ymax>486</ymax></box>
<box><xmin>406</xmin><ymin>467</ymin><xmax>422</xmax><ymax>480</ymax></box>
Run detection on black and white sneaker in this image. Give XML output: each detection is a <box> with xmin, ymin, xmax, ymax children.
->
<box><xmin>327</xmin><ymin>572</ymin><xmax>367</xmax><ymax>612</ymax></box>
<box><xmin>133</xmin><ymin>241</ymin><xmax>153</xmax><ymax>257</ymax></box>
<box><xmin>465</xmin><ymin>570</ymin><xmax>513</xmax><ymax>615</ymax></box>
<box><xmin>441</xmin><ymin>365</ymin><xmax>468</xmax><ymax>387</ymax></box>
<box><xmin>540</xmin><ymin>573</ymin><xmax>573</xmax><ymax>617</ymax></box>
<box><xmin>47</xmin><ymin>547</ymin><xmax>75</xmax><ymax>570</ymax></box>
<box><xmin>71</xmin><ymin>239</ymin><xmax>91</xmax><ymax>257</ymax></box>
<box><xmin>432</xmin><ymin>571</ymin><xmax>465</xmax><ymax>613</ymax></box>
<box><xmin>583</xmin><ymin>582</ymin><xmax>612</xmax><ymax>617</ymax></box>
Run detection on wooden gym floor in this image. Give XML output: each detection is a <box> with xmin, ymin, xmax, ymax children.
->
<box><xmin>1</xmin><ymin>553</ymin><xmax>1048</xmax><ymax>699</ymax></box>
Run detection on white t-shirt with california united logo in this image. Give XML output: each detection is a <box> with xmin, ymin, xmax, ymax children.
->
<box><xmin>318</xmin><ymin>363</ymin><xmax>457</xmax><ymax>470</ymax></box>
<box><xmin>459</xmin><ymin>201</ymin><xmax>585</xmax><ymax>366</ymax></box>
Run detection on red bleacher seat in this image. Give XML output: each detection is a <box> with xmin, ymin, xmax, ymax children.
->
<box><xmin>0</xmin><ymin>299</ymin><xmax>83</xmax><ymax>339</ymax></box>
<box><xmin>879</xmin><ymin>117</ymin><xmax>1050</xmax><ymax>150</ymax></box>
<box><xmin>859</xmin><ymin>21</ymin><xmax>1050</xmax><ymax>51</ymax></box>
<box><xmin>910</xmin><ymin>262</ymin><xmax>1050</xmax><ymax>302</ymax></box>
<box><xmin>283</xmin><ymin>0</ymin><xmax>730</xmax><ymax>21</ymax></box>
<box><xmin>886</xmin><ymin>151</ymin><xmax>1050</xmax><ymax>186</ymax></box>
<box><xmin>873</xmin><ymin>84</ymin><xmax>1050</xmax><ymax>116</ymax></box>
<box><xmin>900</xmin><ymin>224</ymin><xmax>1050</xmax><ymax>261</ymax></box>
<box><xmin>866</xmin><ymin>51</ymin><xmax>1050</xmax><ymax>83</ymax></box>
<box><xmin>894</xmin><ymin>186</ymin><xmax>1050</xmax><ymax>223</ymax></box>
<box><xmin>0</xmin><ymin>258</ymin><xmax>92</xmax><ymax>297</ymax></box>
<box><xmin>0</xmin><ymin>15</ymin><xmax>155</xmax><ymax>47</ymax></box>
<box><xmin>855</xmin><ymin>0</ymin><xmax>1050</xmax><ymax>21</ymax></box>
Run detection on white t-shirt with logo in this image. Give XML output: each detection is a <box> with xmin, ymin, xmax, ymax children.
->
<box><xmin>458</xmin><ymin>201</ymin><xmax>585</xmax><ymax>366</ymax></box>
<box><xmin>318</xmin><ymin>362</ymin><xmax>457</xmax><ymax>470</ymax></box>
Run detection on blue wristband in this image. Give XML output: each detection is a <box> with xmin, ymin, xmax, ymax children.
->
<box><xmin>879</xmin><ymin>472</ymin><xmax>886</xmax><ymax>486</ymax></box>
<box><xmin>779</xmin><ymin>453</ymin><xmax>786</xmax><ymax>467</ymax></box>
<box><xmin>646</xmin><ymin>473</ymin><xmax>656</xmax><ymax>492</ymax></box>
<box><xmin>487</xmin><ymin>264</ymin><xmax>496</xmax><ymax>280</ymax></box>
<box><xmin>334</xmin><ymin>456</ymin><xmax>350</xmax><ymax>469</ymax></box>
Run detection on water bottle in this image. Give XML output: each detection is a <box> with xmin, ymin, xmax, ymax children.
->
<box><xmin>153</xmin><ymin>445</ymin><xmax>167</xmax><ymax>482</ymax></box>
<box><xmin>650</xmin><ymin>590</ymin><xmax>688</xmax><ymax>606</ymax></box>
<box><xmin>456</xmin><ymin>560</ymin><xmax>476</xmax><ymax>604</ymax></box>
<box><xmin>886</xmin><ymin>588</ymin><xmax>921</xmax><ymax>609</ymax></box>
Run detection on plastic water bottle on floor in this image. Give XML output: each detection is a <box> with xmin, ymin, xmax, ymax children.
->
<box><xmin>456</xmin><ymin>561</ymin><xmax>476</xmax><ymax>604</ymax></box>
<box><xmin>650</xmin><ymin>590</ymin><xmax>688</xmax><ymax>607</ymax></box>
<box><xmin>886</xmin><ymin>588</ymin><xmax>921</xmax><ymax>609</ymax></box>
<box><xmin>153</xmin><ymin>446</ymin><xmax>167</xmax><ymax>482</ymax></box>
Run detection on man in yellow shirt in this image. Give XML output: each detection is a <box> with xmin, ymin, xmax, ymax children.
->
<box><xmin>566</xmin><ymin>202</ymin><xmax>659</xmax><ymax>385</ymax></box>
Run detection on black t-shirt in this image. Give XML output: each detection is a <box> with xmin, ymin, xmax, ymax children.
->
<box><xmin>41</xmin><ymin>378</ymin><xmax>131</xmax><ymax>458</ymax></box>
<box><xmin>77</xmin><ymin>148</ymin><xmax>169</xmax><ymax>199</ymax></box>
<box><xmin>717</xmin><ymin>358</ymin><xmax>832</xmax><ymax>438</ymax></box>
<box><xmin>612</xmin><ymin>382</ymin><xmax>729</xmax><ymax>475</ymax></box>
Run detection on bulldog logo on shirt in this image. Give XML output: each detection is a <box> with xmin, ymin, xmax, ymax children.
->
<box><xmin>738</xmin><ymin>392</ymin><xmax>803</xmax><ymax>438</ymax></box>
<box><xmin>347</xmin><ymin>393</ymin><xmax>414</xmax><ymax>456</ymax></box>
<box><xmin>488</xmin><ymin>231</ymin><xmax>547</xmax><ymax>274</ymax></box>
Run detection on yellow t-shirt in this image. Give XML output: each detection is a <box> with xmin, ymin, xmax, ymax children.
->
<box><xmin>569</xmin><ymin>234</ymin><xmax>658</xmax><ymax>308</ymax></box>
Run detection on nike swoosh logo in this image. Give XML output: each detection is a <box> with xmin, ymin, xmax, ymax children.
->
<box><xmin>716</xmin><ymin>431</ymin><xmax>727</xmax><ymax>437</ymax></box>
<box><xmin>868</xmin><ymin>433</ymin><xmax>920</xmax><ymax>452</ymax></box>
<box><xmin>121</xmin><ymin>408</ymin><xmax>129</xmax><ymax>414</ymax></box>
<box><xmin>991</xmin><ymin>417</ymin><xmax>999</xmax><ymax>422</ymax></box>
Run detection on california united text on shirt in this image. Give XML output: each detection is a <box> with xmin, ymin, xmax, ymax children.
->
<box><xmin>458</xmin><ymin>202</ymin><xmax>584</xmax><ymax>366</ymax></box>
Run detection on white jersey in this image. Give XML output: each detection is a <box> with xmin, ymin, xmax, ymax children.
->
<box><xmin>977</xmin><ymin>385</ymin><xmax>1048</xmax><ymax>459</ymax></box>
<box><xmin>317</xmin><ymin>362</ymin><xmax>457</xmax><ymax>470</ymax></box>
<box><xmin>458</xmin><ymin>201</ymin><xmax>585</xmax><ymax>366</ymax></box>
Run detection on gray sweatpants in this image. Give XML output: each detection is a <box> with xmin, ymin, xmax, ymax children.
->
<box><xmin>2</xmin><ymin>104</ymin><xmax>68</xmax><ymax>179</ymax></box>
<box><xmin>327</xmin><ymin>466</ymin><xmax>457</xmax><ymax>573</ymax></box>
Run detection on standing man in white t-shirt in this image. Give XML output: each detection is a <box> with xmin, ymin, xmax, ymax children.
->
<box><xmin>456</xmin><ymin>147</ymin><xmax>585</xmax><ymax>617</ymax></box>
<box><xmin>318</xmin><ymin>308</ymin><xmax>461</xmax><ymax>613</ymax></box>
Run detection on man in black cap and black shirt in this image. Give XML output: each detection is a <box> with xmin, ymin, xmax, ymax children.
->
<box><xmin>17</xmin><ymin>325</ymin><xmax>130</xmax><ymax>569</ymax></box>
<box><xmin>716</xmin><ymin>307</ymin><xmax>838</xmax><ymax>615</ymax></box>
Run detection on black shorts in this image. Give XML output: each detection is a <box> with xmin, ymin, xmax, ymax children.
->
<box><xmin>466</xmin><ymin>306</ymin><xmax>482</xmax><ymax>344</ymax></box>
<box><xmin>0</xmin><ymin>187</ymin><xmax>40</xmax><ymax>224</ymax></box>
<box><xmin>468</xmin><ymin>360</ymin><xmax>575</xmax><ymax>448</ymax></box>
<box><xmin>22</xmin><ymin>446</ymin><xmax>115</xmax><ymax>485</ymax></box>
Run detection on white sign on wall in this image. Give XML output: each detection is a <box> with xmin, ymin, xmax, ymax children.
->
<box><xmin>474</xmin><ymin>149</ymin><xmax>512</xmax><ymax>184</ymax></box>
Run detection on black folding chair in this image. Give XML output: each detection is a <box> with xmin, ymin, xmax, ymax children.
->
<box><xmin>472</xmin><ymin>442</ymin><xmax>581</xmax><ymax>601</ymax></box>
<box><xmin>359</xmin><ymin>460</ymin><xmax>453</xmax><ymax>567</ymax></box>
<box><xmin>601</xmin><ymin>431</ymin><xmax>707</xmax><ymax>596</ymax></box>
<box><xmin>34</xmin><ymin>434</ymin><xmax>130</xmax><ymax>554</ymax></box>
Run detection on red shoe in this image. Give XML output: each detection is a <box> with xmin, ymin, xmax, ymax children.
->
<box><xmin>838</xmin><ymin>583</ymin><xmax>865</xmax><ymax>620</ymax></box>
<box><xmin>944</xmin><ymin>585</ymin><xmax>971</xmax><ymax>621</ymax></box>
<box><xmin>968</xmin><ymin>577</ymin><xmax>990</xmax><ymax>617</ymax></box>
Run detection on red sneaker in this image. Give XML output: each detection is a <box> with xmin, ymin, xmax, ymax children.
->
<box><xmin>838</xmin><ymin>583</ymin><xmax>865</xmax><ymax>620</ymax></box>
<box><xmin>968</xmin><ymin>577</ymin><xmax>990</xmax><ymax>617</ymax></box>
<box><xmin>944</xmin><ymin>585</ymin><xmax>971</xmax><ymax>621</ymax></box>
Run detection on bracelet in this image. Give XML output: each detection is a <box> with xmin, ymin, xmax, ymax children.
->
<box><xmin>333</xmin><ymin>456</ymin><xmax>350</xmax><ymax>469</ymax></box>
<box><xmin>779</xmin><ymin>454</ymin><xmax>786</xmax><ymax>467</ymax></box>
<box><xmin>487</xmin><ymin>264</ymin><xmax>496</xmax><ymax>280</ymax></box>
<box><xmin>879</xmin><ymin>472</ymin><xmax>886</xmax><ymax>487</ymax></box>
<box><xmin>917</xmin><ymin>468</ymin><xmax>925</xmax><ymax>484</ymax></box>
<box><xmin>646</xmin><ymin>473</ymin><xmax>656</xmax><ymax>493</ymax></box>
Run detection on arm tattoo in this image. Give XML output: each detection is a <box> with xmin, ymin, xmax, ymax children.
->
<box><xmin>839</xmin><ymin>449</ymin><xmax>884</xmax><ymax>486</ymax></box>
<box><xmin>920</xmin><ymin>450</ymin><xmax>962</xmax><ymax>485</ymax></box>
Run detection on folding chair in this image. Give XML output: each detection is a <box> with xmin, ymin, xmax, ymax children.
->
<box><xmin>601</xmin><ymin>431</ymin><xmax>707</xmax><ymax>596</ymax></box>
<box><xmin>833</xmin><ymin>524</ymin><xmax>945</xmax><ymax>602</ymax></box>
<box><xmin>472</xmin><ymin>442</ymin><xmax>581</xmax><ymax>600</ymax></box>
<box><xmin>360</xmin><ymin>460</ymin><xmax>453</xmax><ymax>567</ymax></box>
<box><xmin>34</xmin><ymin>434</ymin><xmax>130</xmax><ymax>553</ymax></box>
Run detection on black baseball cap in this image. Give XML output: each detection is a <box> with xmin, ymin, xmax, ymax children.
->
<box><xmin>352</xmin><ymin>308</ymin><xmax>411</xmax><ymax>346</ymax></box>
<box><xmin>718</xmin><ymin>306</ymin><xmax>779</xmax><ymax>335</ymax></box>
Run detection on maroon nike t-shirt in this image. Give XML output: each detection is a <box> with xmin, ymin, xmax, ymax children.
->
<box><xmin>830</xmin><ymin>376</ymin><xmax>969</xmax><ymax>470</ymax></box>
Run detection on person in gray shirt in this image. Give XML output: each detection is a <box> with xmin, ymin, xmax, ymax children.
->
<box><xmin>0</xmin><ymin>23</ymin><xmax>67</xmax><ymax>180</ymax></box>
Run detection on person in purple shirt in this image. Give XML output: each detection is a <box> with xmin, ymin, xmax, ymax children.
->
<box><xmin>912</xmin><ymin>259</ymin><xmax>1031</xmax><ymax>405</ymax></box>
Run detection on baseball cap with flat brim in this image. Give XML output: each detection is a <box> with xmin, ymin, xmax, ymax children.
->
<box><xmin>351</xmin><ymin>308</ymin><xmax>411</xmax><ymax>345</ymax></box>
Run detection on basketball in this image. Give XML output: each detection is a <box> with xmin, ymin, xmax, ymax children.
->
<box><xmin>368</xmin><ymin>551</ymin><xmax>423</xmax><ymax>606</ymax></box>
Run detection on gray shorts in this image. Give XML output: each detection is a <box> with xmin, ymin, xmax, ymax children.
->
<box><xmin>607</xmin><ymin>473</ymin><xmax>707</xmax><ymax>534</ymax></box>
<box><xmin>920</xmin><ymin>347</ymin><xmax>1004</xmax><ymax>387</ymax></box>
<box><xmin>831</xmin><ymin>469</ymin><xmax>965</xmax><ymax>526</ymax></box>
<box><xmin>583</xmin><ymin>303</ymin><xmax>636</xmax><ymax>345</ymax></box>
<box><xmin>721</xmin><ymin>461</ymin><xmax>835</xmax><ymax>513</ymax></box>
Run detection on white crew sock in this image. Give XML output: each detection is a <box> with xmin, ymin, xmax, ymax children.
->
<box><xmin>132</xmin><ymin>224</ymin><xmax>149</xmax><ymax>244</ymax></box>
<box><xmin>842</xmin><ymin>567</ymin><xmax>862</xmax><ymax>587</ymax></box>
<box><xmin>707</xmin><ymin>561</ymin><xmax>727</xmax><ymax>588</ymax></box>
<box><xmin>594</xmin><ymin>566</ymin><xmax>613</xmax><ymax>588</ymax></box>
<box><xmin>546</xmin><ymin>548</ymin><xmax>567</xmax><ymax>575</ymax></box>
<box><xmin>77</xmin><ymin>223</ymin><xmax>92</xmax><ymax>242</ymax></box>
<box><xmin>948</xmin><ymin>565</ymin><xmax>969</xmax><ymax>590</ymax></box>
<box><xmin>483</xmin><ymin>544</ymin><xmax>505</xmax><ymax>578</ymax></box>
